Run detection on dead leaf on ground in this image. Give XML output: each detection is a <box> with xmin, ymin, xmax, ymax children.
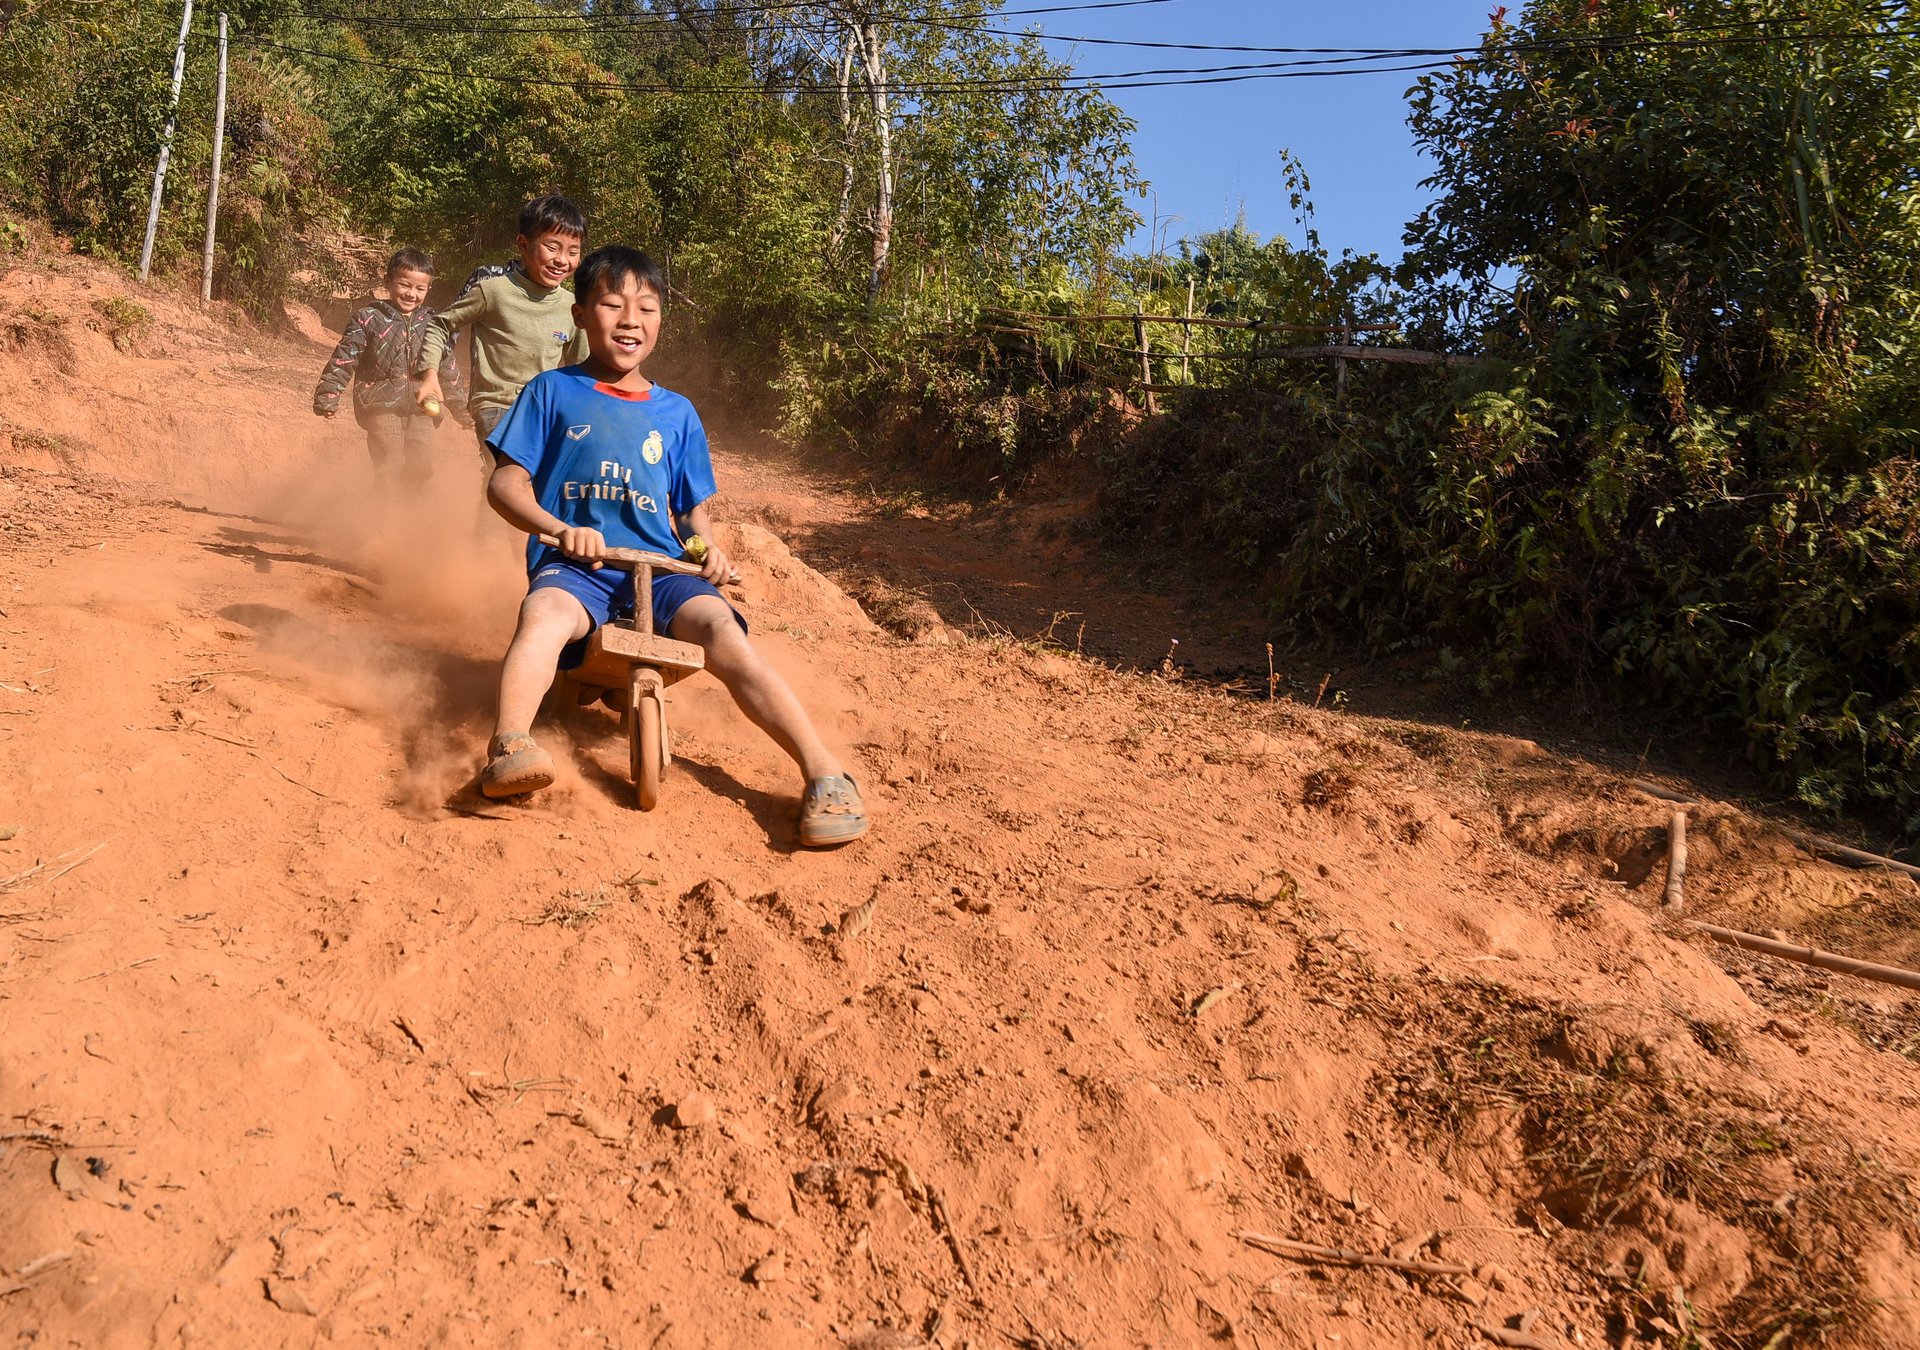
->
<box><xmin>51</xmin><ymin>1155</ymin><xmax>85</xmax><ymax>1196</ymax></box>
<box><xmin>264</xmin><ymin>1277</ymin><xmax>317</xmax><ymax>1315</ymax></box>
<box><xmin>838</xmin><ymin>893</ymin><xmax>879</xmax><ymax>941</ymax></box>
<box><xmin>1189</xmin><ymin>981</ymin><xmax>1243</xmax><ymax>1019</ymax></box>
<box><xmin>569</xmin><ymin>1104</ymin><xmax>627</xmax><ymax>1144</ymax></box>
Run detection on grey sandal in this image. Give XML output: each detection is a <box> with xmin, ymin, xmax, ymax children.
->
<box><xmin>798</xmin><ymin>774</ymin><xmax>869</xmax><ymax>847</ymax></box>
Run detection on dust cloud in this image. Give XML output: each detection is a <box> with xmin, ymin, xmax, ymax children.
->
<box><xmin>201</xmin><ymin>413</ymin><xmax>524</xmax><ymax>804</ymax></box>
<box><xmin>204</xmin><ymin>419</ymin><xmax>873</xmax><ymax>805</ymax></box>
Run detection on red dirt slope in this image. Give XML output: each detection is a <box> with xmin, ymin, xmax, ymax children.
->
<box><xmin>2</xmin><ymin>249</ymin><xmax>1917</xmax><ymax>1349</ymax></box>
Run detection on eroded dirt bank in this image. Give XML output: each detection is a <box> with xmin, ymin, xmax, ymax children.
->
<box><xmin>2</xmin><ymin>252</ymin><xmax>1917</xmax><ymax>1349</ymax></box>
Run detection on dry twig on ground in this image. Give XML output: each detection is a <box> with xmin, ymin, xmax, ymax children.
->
<box><xmin>1232</xmin><ymin>1230</ymin><xmax>1472</xmax><ymax>1278</ymax></box>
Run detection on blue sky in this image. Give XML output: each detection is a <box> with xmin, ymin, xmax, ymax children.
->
<box><xmin>1022</xmin><ymin>0</ymin><xmax>1498</xmax><ymax>263</ymax></box>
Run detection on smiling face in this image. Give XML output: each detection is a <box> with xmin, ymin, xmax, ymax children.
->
<box><xmin>574</xmin><ymin>273</ymin><xmax>662</xmax><ymax>379</ymax></box>
<box><xmin>517</xmin><ymin>228</ymin><xmax>583</xmax><ymax>290</ymax></box>
<box><xmin>386</xmin><ymin>266</ymin><xmax>432</xmax><ymax>314</ymax></box>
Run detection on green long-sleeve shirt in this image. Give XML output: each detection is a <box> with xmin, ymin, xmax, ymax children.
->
<box><xmin>417</xmin><ymin>267</ymin><xmax>590</xmax><ymax>419</ymax></box>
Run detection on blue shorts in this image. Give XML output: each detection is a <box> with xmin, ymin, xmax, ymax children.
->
<box><xmin>528</xmin><ymin>553</ymin><xmax>746</xmax><ymax>671</ymax></box>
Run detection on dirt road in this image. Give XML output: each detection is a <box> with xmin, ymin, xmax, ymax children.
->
<box><xmin>2</xmin><ymin>252</ymin><xmax>1917</xmax><ymax>1348</ymax></box>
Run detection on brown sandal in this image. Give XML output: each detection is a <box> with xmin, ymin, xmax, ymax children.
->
<box><xmin>482</xmin><ymin>732</ymin><xmax>555</xmax><ymax>799</ymax></box>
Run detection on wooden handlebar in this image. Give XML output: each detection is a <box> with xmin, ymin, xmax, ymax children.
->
<box><xmin>536</xmin><ymin>534</ymin><xmax>738</xmax><ymax>583</ymax></box>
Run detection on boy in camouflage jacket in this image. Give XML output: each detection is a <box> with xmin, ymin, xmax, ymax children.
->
<box><xmin>313</xmin><ymin>248</ymin><xmax>467</xmax><ymax>485</ymax></box>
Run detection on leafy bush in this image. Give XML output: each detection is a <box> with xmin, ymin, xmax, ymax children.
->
<box><xmin>780</xmin><ymin>324</ymin><xmax>1126</xmax><ymax>491</ymax></box>
<box><xmin>91</xmin><ymin>295</ymin><xmax>150</xmax><ymax>351</ymax></box>
<box><xmin>1391</xmin><ymin>0</ymin><xmax>1920</xmax><ymax>824</ymax></box>
<box><xmin>1116</xmin><ymin>0</ymin><xmax>1920</xmax><ymax>830</ymax></box>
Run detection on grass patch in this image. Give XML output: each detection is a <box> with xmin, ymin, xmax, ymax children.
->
<box><xmin>0</xmin><ymin>413</ymin><xmax>90</xmax><ymax>471</ymax></box>
<box><xmin>91</xmin><ymin>295</ymin><xmax>150</xmax><ymax>352</ymax></box>
<box><xmin>1</xmin><ymin>306</ymin><xmax>76</xmax><ymax>371</ymax></box>
<box><xmin>1365</xmin><ymin>978</ymin><xmax>1914</xmax><ymax>1347</ymax></box>
<box><xmin>522</xmin><ymin>886</ymin><xmax>614</xmax><ymax>930</ymax></box>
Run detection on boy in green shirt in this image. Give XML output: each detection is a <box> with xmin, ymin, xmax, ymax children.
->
<box><xmin>414</xmin><ymin>195</ymin><xmax>590</xmax><ymax>471</ymax></box>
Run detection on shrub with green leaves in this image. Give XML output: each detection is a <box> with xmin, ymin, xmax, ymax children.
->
<box><xmin>1098</xmin><ymin>1</ymin><xmax>1920</xmax><ymax>830</ymax></box>
<box><xmin>1393</xmin><ymin>0</ymin><xmax>1920</xmax><ymax>824</ymax></box>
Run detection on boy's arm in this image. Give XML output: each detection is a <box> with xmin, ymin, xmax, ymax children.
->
<box><xmin>668</xmin><ymin>408</ymin><xmax>725</xmax><ymax>580</ymax></box>
<box><xmin>436</xmin><ymin>339</ymin><xmax>470</xmax><ymax>423</ymax></box>
<box><xmin>487</xmin><ymin>461</ymin><xmax>609</xmax><ymax>567</ymax></box>
<box><xmin>312</xmin><ymin>311</ymin><xmax>370</xmax><ymax>416</ymax></box>
<box><xmin>414</xmin><ymin>282</ymin><xmax>488</xmax><ymax>405</ymax></box>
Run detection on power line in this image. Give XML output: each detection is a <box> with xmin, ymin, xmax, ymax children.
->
<box><xmin>288</xmin><ymin>0</ymin><xmax>1911</xmax><ymax>60</ymax></box>
<box><xmin>222</xmin><ymin>24</ymin><xmax>1919</xmax><ymax>100</ymax></box>
<box><xmin>291</xmin><ymin>0</ymin><xmax>1180</xmax><ymax>32</ymax></box>
<box><xmin>937</xmin><ymin>2</ymin><xmax>1916</xmax><ymax>54</ymax></box>
<box><xmin>267</xmin><ymin>0</ymin><xmax>1920</xmax><ymax>70</ymax></box>
<box><xmin>229</xmin><ymin>31</ymin><xmax>1465</xmax><ymax>91</ymax></box>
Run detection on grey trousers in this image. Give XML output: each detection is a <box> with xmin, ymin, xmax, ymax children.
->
<box><xmin>362</xmin><ymin>410</ymin><xmax>437</xmax><ymax>486</ymax></box>
<box><xmin>473</xmin><ymin>404</ymin><xmax>507</xmax><ymax>480</ymax></box>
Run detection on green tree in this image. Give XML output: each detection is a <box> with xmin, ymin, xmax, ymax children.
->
<box><xmin>1395</xmin><ymin>0</ymin><xmax>1920</xmax><ymax>819</ymax></box>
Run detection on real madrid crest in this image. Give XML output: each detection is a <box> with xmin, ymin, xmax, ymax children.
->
<box><xmin>642</xmin><ymin>429</ymin><xmax>665</xmax><ymax>465</ymax></box>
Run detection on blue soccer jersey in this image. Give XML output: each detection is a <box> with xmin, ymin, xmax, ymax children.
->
<box><xmin>488</xmin><ymin>365</ymin><xmax>718</xmax><ymax>570</ymax></box>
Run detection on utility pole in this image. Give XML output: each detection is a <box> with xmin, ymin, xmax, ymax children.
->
<box><xmin>200</xmin><ymin>12</ymin><xmax>228</xmax><ymax>302</ymax></box>
<box><xmin>138</xmin><ymin>0</ymin><xmax>195</xmax><ymax>282</ymax></box>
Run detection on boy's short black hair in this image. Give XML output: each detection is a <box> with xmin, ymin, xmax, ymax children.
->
<box><xmin>386</xmin><ymin>247</ymin><xmax>435</xmax><ymax>277</ymax></box>
<box><xmin>519</xmin><ymin>194</ymin><xmax>587</xmax><ymax>241</ymax></box>
<box><xmin>573</xmin><ymin>246</ymin><xmax>667</xmax><ymax>306</ymax></box>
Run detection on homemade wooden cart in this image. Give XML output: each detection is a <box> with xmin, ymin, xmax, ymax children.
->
<box><xmin>540</xmin><ymin>537</ymin><xmax>729</xmax><ymax>810</ymax></box>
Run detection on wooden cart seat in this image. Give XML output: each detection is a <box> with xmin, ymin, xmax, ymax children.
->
<box><xmin>567</xmin><ymin>621</ymin><xmax>706</xmax><ymax>691</ymax></box>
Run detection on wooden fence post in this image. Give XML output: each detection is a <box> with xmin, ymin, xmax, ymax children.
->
<box><xmin>1182</xmin><ymin>276</ymin><xmax>1195</xmax><ymax>386</ymax></box>
<box><xmin>1133</xmin><ymin>305</ymin><xmax>1156</xmax><ymax>415</ymax></box>
<box><xmin>1336</xmin><ymin>315</ymin><xmax>1352</xmax><ymax>404</ymax></box>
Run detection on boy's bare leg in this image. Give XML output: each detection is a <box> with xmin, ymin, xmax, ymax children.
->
<box><xmin>494</xmin><ymin>588</ymin><xmax>592</xmax><ymax>739</ymax></box>
<box><xmin>670</xmin><ymin>596</ymin><xmax>843</xmax><ymax>782</ymax></box>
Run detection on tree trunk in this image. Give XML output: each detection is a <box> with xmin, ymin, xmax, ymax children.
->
<box><xmin>828</xmin><ymin>29</ymin><xmax>858</xmax><ymax>255</ymax></box>
<box><xmin>858</xmin><ymin>19</ymin><xmax>894</xmax><ymax>308</ymax></box>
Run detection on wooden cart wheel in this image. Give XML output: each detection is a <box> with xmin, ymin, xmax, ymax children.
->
<box><xmin>631</xmin><ymin>668</ymin><xmax>663</xmax><ymax>811</ymax></box>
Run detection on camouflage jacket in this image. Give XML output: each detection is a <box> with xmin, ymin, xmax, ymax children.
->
<box><xmin>312</xmin><ymin>301</ymin><xmax>465</xmax><ymax>421</ymax></box>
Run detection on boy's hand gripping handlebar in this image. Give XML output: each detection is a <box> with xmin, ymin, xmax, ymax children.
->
<box><xmin>536</xmin><ymin>534</ymin><xmax>741</xmax><ymax>584</ymax></box>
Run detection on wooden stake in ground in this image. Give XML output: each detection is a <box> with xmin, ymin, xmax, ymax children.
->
<box><xmin>1629</xmin><ymin>778</ymin><xmax>1920</xmax><ymax>882</ymax></box>
<box><xmin>1133</xmin><ymin>306</ymin><xmax>1157</xmax><ymax>415</ymax></box>
<box><xmin>1661</xmin><ymin>810</ymin><xmax>1688</xmax><ymax>910</ymax></box>
<box><xmin>1335</xmin><ymin>316</ymin><xmax>1352</xmax><ymax>404</ymax></box>
<box><xmin>1686</xmin><ymin>922</ymin><xmax>1920</xmax><ymax>993</ymax></box>
<box><xmin>1181</xmin><ymin>276</ymin><xmax>1195</xmax><ymax>385</ymax></box>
